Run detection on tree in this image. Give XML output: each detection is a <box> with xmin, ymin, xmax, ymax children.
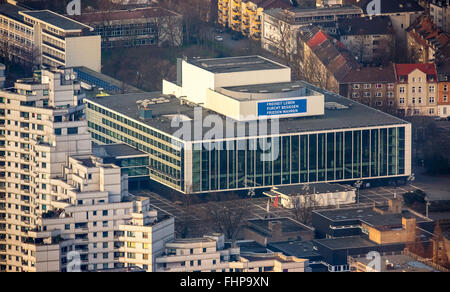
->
<box><xmin>291</xmin><ymin>193</ymin><xmax>319</xmax><ymax>225</ymax></box>
<box><xmin>206</xmin><ymin>194</ymin><xmax>251</xmax><ymax>242</ymax></box>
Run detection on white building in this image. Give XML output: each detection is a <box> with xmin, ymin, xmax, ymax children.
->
<box><xmin>263</xmin><ymin>183</ymin><xmax>356</xmax><ymax>209</ymax></box>
<box><xmin>0</xmin><ymin>1</ymin><xmax>101</xmax><ymax>71</ymax></box>
<box><xmin>0</xmin><ymin>68</ymin><xmax>174</xmax><ymax>272</ymax></box>
<box><xmin>154</xmin><ymin>233</ymin><xmax>310</xmax><ymax>272</ymax></box>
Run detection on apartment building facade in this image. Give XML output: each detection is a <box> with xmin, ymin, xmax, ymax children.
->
<box><xmin>406</xmin><ymin>15</ymin><xmax>450</xmax><ymax>66</ymax></box>
<box><xmin>437</xmin><ymin>69</ymin><xmax>450</xmax><ymax>118</ymax></box>
<box><xmin>70</xmin><ymin>7</ymin><xmax>183</xmax><ymax>49</ymax></box>
<box><xmin>430</xmin><ymin>0</ymin><xmax>450</xmax><ymax>33</ymax></box>
<box><xmin>0</xmin><ymin>2</ymin><xmax>101</xmax><ymax>72</ymax></box>
<box><xmin>0</xmin><ymin>68</ymin><xmax>175</xmax><ymax>272</ymax></box>
<box><xmin>395</xmin><ymin>63</ymin><xmax>439</xmax><ymax>116</ymax></box>
<box><xmin>337</xmin><ymin>16</ymin><xmax>395</xmax><ymax>64</ymax></box>
<box><xmin>261</xmin><ymin>5</ymin><xmax>363</xmax><ymax>49</ymax></box>
<box><xmin>218</xmin><ymin>0</ymin><xmax>297</xmax><ymax>40</ymax></box>
<box><xmin>0</xmin><ymin>68</ymin><xmax>92</xmax><ymax>272</ymax></box>
<box><xmin>339</xmin><ymin>65</ymin><xmax>397</xmax><ymax>114</ymax></box>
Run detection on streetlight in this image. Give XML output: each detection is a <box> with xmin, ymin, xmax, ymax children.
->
<box><xmin>425</xmin><ymin>197</ymin><xmax>431</xmax><ymax>218</ymax></box>
<box><xmin>354</xmin><ymin>180</ymin><xmax>363</xmax><ymax>204</ymax></box>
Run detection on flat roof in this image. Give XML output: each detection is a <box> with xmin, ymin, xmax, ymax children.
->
<box><xmin>187</xmin><ymin>55</ymin><xmax>287</xmax><ymax>73</ymax></box>
<box><xmin>314</xmin><ymin>236</ymin><xmax>377</xmax><ymax>250</ymax></box>
<box><xmin>0</xmin><ymin>3</ymin><xmax>28</xmax><ymax>24</ymax></box>
<box><xmin>268</xmin><ymin>240</ymin><xmax>321</xmax><ymax>259</ymax></box>
<box><xmin>271</xmin><ymin>182</ymin><xmax>354</xmax><ymax>196</ymax></box>
<box><xmin>20</xmin><ymin>10</ymin><xmax>91</xmax><ymax>31</ymax></box>
<box><xmin>233</xmin><ymin>240</ymin><xmax>268</xmax><ymax>253</ymax></box>
<box><xmin>313</xmin><ymin>207</ymin><xmax>431</xmax><ymax>228</ymax></box>
<box><xmin>92</xmin><ymin>143</ymin><xmax>148</xmax><ymax>158</ymax></box>
<box><xmin>71</xmin><ymin>7</ymin><xmax>180</xmax><ymax>23</ymax></box>
<box><xmin>85</xmin><ymin>82</ymin><xmax>408</xmax><ymax>142</ymax></box>
<box><xmin>351</xmin><ymin>254</ymin><xmax>440</xmax><ymax>272</ymax></box>
<box><xmin>247</xmin><ymin>217</ymin><xmax>313</xmax><ymax>234</ymax></box>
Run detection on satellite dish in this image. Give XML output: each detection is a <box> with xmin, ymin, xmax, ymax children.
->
<box><xmin>71</xmin><ymin>74</ymin><xmax>76</xmax><ymax>80</ymax></box>
<box><xmin>65</xmin><ymin>75</ymin><xmax>70</xmax><ymax>81</ymax></box>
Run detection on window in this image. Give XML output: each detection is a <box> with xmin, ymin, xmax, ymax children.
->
<box><xmin>412</xmin><ymin>97</ymin><xmax>415</xmax><ymax>104</ymax></box>
<box><xmin>102</xmin><ymin>210</ymin><xmax>108</xmax><ymax>216</ymax></box>
<box><xmin>444</xmin><ymin>95</ymin><xmax>448</xmax><ymax>102</ymax></box>
<box><xmin>352</xmin><ymin>92</ymin><xmax>359</xmax><ymax>98</ymax></box>
<box><xmin>400</xmin><ymin>86</ymin><xmax>405</xmax><ymax>93</ymax></box>
<box><xmin>376</xmin><ymin>83</ymin><xmax>382</xmax><ymax>88</ymax></box>
<box><xmin>67</xmin><ymin>127</ymin><xmax>78</xmax><ymax>135</ymax></box>
<box><xmin>54</xmin><ymin>128</ymin><xmax>61</xmax><ymax>135</ymax></box>
<box><xmin>429</xmin><ymin>86</ymin><xmax>435</xmax><ymax>93</ymax></box>
<box><xmin>418</xmin><ymin>97</ymin><xmax>422</xmax><ymax>104</ymax></box>
<box><xmin>352</xmin><ymin>84</ymin><xmax>360</xmax><ymax>89</ymax></box>
<box><xmin>364</xmin><ymin>84</ymin><xmax>371</xmax><ymax>89</ymax></box>
<box><xmin>102</xmin><ymin>232</ymin><xmax>108</xmax><ymax>238</ymax></box>
<box><xmin>412</xmin><ymin>87</ymin><xmax>415</xmax><ymax>93</ymax></box>
<box><xmin>429</xmin><ymin>97</ymin><xmax>435</xmax><ymax>103</ymax></box>
<box><xmin>429</xmin><ymin>108</ymin><xmax>435</xmax><ymax>115</ymax></box>
<box><xmin>376</xmin><ymin>92</ymin><xmax>382</xmax><ymax>97</ymax></box>
<box><xmin>444</xmin><ymin>85</ymin><xmax>448</xmax><ymax>91</ymax></box>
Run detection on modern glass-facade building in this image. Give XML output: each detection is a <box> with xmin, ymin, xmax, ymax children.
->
<box><xmin>84</xmin><ymin>55</ymin><xmax>411</xmax><ymax>194</ymax></box>
<box><xmin>189</xmin><ymin>127</ymin><xmax>406</xmax><ymax>193</ymax></box>
<box><xmin>84</xmin><ymin>92</ymin><xmax>410</xmax><ymax>194</ymax></box>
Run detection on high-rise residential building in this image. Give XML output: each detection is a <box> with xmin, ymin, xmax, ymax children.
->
<box><xmin>0</xmin><ymin>68</ymin><xmax>175</xmax><ymax>272</ymax></box>
<box><xmin>85</xmin><ymin>55</ymin><xmax>412</xmax><ymax>194</ymax></box>
<box><xmin>0</xmin><ymin>1</ymin><xmax>101</xmax><ymax>71</ymax></box>
<box><xmin>395</xmin><ymin>63</ymin><xmax>439</xmax><ymax>116</ymax></box>
<box><xmin>0</xmin><ymin>67</ymin><xmax>92</xmax><ymax>271</ymax></box>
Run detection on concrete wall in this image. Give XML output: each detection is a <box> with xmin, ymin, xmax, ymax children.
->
<box><xmin>65</xmin><ymin>35</ymin><xmax>101</xmax><ymax>72</ymax></box>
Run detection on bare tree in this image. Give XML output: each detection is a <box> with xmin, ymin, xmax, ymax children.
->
<box><xmin>291</xmin><ymin>193</ymin><xmax>319</xmax><ymax>225</ymax></box>
<box><xmin>156</xmin><ymin>14</ymin><xmax>183</xmax><ymax>47</ymax></box>
<box><xmin>206</xmin><ymin>195</ymin><xmax>251</xmax><ymax>243</ymax></box>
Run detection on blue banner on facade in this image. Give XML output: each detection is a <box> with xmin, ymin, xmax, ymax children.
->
<box><xmin>258</xmin><ymin>99</ymin><xmax>307</xmax><ymax>117</ymax></box>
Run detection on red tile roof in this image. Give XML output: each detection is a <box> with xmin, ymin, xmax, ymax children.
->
<box><xmin>307</xmin><ymin>31</ymin><xmax>329</xmax><ymax>50</ymax></box>
<box><xmin>395</xmin><ymin>63</ymin><xmax>437</xmax><ymax>82</ymax></box>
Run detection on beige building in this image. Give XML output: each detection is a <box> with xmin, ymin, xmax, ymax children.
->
<box><xmin>0</xmin><ymin>1</ymin><xmax>101</xmax><ymax>72</ymax></box>
<box><xmin>395</xmin><ymin>63</ymin><xmax>439</xmax><ymax>116</ymax></box>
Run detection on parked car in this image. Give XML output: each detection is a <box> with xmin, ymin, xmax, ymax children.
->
<box><xmin>214</xmin><ymin>35</ymin><xmax>224</xmax><ymax>41</ymax></box>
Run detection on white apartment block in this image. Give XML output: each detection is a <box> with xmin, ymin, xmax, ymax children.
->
<box><xmin>0</xmin><ymin>67</ymin><xmax>92</xmax><ymax>272</ymax></box>
<box><xmin>0</xmin><ymin>1</ymin><xmax>101</xmax><ymax>72</ymax></box>
<box><xmin>154</xmin><ymin>234</ymin><xmax>310</xmax><ymax>272</ymax></box>
<box><xmin>0</xmin><ymin>68</ymin><xmax>174</xmax><ymax>272</ymax></box>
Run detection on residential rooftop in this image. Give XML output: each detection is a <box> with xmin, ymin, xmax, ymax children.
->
<box><xmin>85</xmin><ymin>82</ymin><xmax>408</xmax><ymax>142</ymax></box>
<box><xmin>355</xmin><ymin>0</ymin><xmax>425</xmax><ymax>14</ymax></box>
<box><xmin>341</xmin><ymin>64</ymin><xmax>397</xmax><ymax>84</ymax></box>
<box><xmin>187</xmin><ymin>55</ymin><xmax>287</xmax><ymax>73</ymax></box>
<box><xmin>338</xmin><ymin>16</ymin><xmax>394</xmax><ymax>36</ymax></box>
<box><xmin>20</xmin><ymin>10</ymin><xmax>92</xmax><ymax>31</ymax></box>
